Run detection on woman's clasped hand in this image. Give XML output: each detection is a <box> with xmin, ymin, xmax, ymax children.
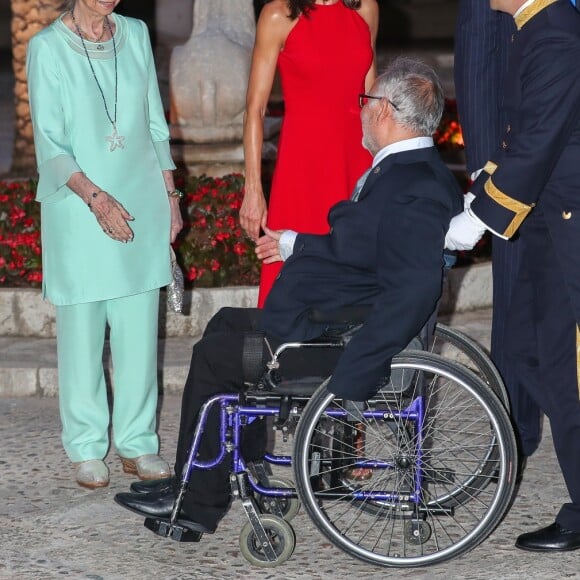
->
<box><xmin>88</xmin><ymin>190</ymin><xmax>135</xmax><ymax>242</ymax></box>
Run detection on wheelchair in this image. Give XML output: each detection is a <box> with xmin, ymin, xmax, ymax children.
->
<box><xmin>146</xmin><ymin>310</ymin><xmax>517</xmax><ymax>569</ymax></box>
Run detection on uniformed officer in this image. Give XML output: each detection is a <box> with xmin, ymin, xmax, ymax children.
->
<box><xmin>446</xmin><ymin>0</ymin><xmax>580</xmax><ymax>552</ymax></box>
<box><xmin>454</xmin><ymin>0</ymin><xmax>542</xmax><ymax>460</ymax></box>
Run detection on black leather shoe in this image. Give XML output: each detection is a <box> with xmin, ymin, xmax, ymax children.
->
<box><xmin>516</xmin><ymin>522</ymin><xmax>580</xmax><ymax>552</ymax></box>
<box><xmin>114</xmin><ymin>490</ymin><xmax>217</xmax><ymax>534</ymax></box>
<box><xmin>115</xmin><ymin>490</ymin><xmax>175</xmax><ymax>519</ymax></box>
<box><xmin>130</xmin><ymin>475</ymin><xmax>176</xmax><ymax>494</ymax></box>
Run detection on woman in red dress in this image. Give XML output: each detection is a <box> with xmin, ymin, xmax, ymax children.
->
<box><xmin>242</xmin><ymin>0</ymin><xmax>378</xmax><ymax>306</ymax></box>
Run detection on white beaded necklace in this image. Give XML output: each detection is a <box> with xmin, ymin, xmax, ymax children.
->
<box><xmin>71</xmin><ymin>10</ymin><xmax>125</xmax><ymax>152</ymax></box>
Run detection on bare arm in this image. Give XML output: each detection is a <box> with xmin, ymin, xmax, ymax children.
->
<box><xmin>162</xmin><ymin>169</ymin><xmax>183</xmax><ymax>243</ymax></box>
<box><xmin>359</xmin><ymin>0</ymin><xmax>379</xmax><ymax>90</ymax></box>
<box><xmin>241</xmin><ymin>1</ymin><xmax>294</xmax><ymax>241</ymax></box>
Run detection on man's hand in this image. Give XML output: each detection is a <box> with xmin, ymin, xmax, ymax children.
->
<box><xmin>256</xmin><ymin>226</ymin><xmax>284</xmax><ymax>263</ymax></box>
<box><xmin>445</xmin><ymin>210</ymin><xmax>486</xmax><ymax>251</ymax></box>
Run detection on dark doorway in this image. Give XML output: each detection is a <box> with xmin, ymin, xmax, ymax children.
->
<box><xmin>117</xmin><ymin>0</ymin><xmax>156</xmax><ymax>42</ymax></box>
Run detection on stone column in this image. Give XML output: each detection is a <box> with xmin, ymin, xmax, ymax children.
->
<box><xmin>169</xmin><ymin>0</ymin><xmax>279</xmax><ymax>176</ymax></box>
<box><xmin>10</xmin><ymin>0</ymin><xmax>66</xmax><ymax>175</ymax></box>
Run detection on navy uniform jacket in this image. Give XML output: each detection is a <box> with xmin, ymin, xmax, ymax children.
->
<box><xmin>262</xmin><ymin>146</ymin><xmax>463</xmax><ymax>401</ymax></box>
<box><xmin>470</xmin><ymin>0</ymin><xmax>580</xmax><ymax>237</ymax></box>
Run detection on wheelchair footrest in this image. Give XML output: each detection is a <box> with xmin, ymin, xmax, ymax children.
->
<box><xmin>144</xmin><ymin>517</ymin><xmax>204</xmax><ymax>542</ymax></box>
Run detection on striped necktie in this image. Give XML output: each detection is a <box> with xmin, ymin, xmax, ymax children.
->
<box><xmin>351</xmin><ymin>168</ymin><xmax>372</xmax><ymax>202</ymax></box>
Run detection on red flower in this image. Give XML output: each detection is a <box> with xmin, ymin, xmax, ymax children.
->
<box><xmin>233</xmin><ymin>242</ymin><xmax>247</xmax><ymax>256</ymax></box>
<box><xmin>214</xmin><ymin>232</ymin><xmax>231</xmax><ymax>242</ymax></box>
<box><xmin>26</xmin><ymin>271</ymin><xmax>42</xmax><ymax>282</ymax></box>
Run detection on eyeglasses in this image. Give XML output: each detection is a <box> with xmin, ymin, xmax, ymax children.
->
<box><xmin>358</xmin><ymin>94</ymin><xmax>400</xmax><ymax>111</ymax></box>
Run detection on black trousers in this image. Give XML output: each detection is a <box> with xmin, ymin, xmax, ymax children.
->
<box><xmin>491</xmin><ymin>237</ymin><xmax>542</xmax><ymax>456</ymax></box>
<box><xmin>505</xmin><ymin>207</ymin><xmax>580</xmax><ymax>531</ymax></box>
<box><xmin>174</xmin><ymin>307</ymin><xmax>341</xmax><ymax>528</ymax></box>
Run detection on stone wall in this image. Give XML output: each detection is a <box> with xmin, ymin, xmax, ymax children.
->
<box><xmin>10</xmin><ymin>0</ymin><xmax>66</xmax><ymax>174</ymax></box>
<box><xmin>0</xmin><ymin>264</ymin><xmax>492</xmax><ymax>338</ymax></box>
<box><xmin>0</xmin><ymin>286</ymin><xmax>260</xmax><ymax>338</ymax></box>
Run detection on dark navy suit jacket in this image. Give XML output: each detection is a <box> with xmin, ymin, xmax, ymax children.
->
<box><xmin>262</xmin><ymin>146</ymin><xmax>462</xmax><ymax>401</ymax></box>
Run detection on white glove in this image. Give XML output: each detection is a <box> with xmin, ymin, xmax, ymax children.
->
<box><xmin>445</xmin><ymin>193</ymin><xmax>487</xmax><ymax>251</ymax></box>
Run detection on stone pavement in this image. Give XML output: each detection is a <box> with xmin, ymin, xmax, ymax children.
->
<box><xmin>1</xmin><ymin>308</ymin><xmax>579</xmax><ymax>580</ymax></box>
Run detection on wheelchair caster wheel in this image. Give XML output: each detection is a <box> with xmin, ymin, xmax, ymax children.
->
<box><xmin>144</xmin><ymin>518</ymin><xmax>203</xmax><ymax>542</ymax></box>
<box><xmin>404</xmin><ymin>520</ymin><xmax>432</xmax><ymax>545</ymax></box>
<box><xmin>239</xmin><ymin>514</ymin><xmax>296</xmax><ymax>567</ymax></box>
<box><xmin>257</xmin><ymin>477</ymin><xmax>301</xmax><ymax>521</ymax></box>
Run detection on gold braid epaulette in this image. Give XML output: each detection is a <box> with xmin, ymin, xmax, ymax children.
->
<box><xmin>515</xmin><ymin>0</ymin><xmax>558</xmax><ymax>30</ymax></box>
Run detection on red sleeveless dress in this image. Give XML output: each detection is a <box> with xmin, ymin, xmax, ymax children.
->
<box><xmin>257</xmin><ymin>1</ymin><xmax>373</xmax><ymax>306</ymax></box>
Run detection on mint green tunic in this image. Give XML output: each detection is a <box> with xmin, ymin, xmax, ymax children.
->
<box><xmin>27</xmin><ymin>14</ymin><xmax>174</xmax><ymax>305</ymax></box>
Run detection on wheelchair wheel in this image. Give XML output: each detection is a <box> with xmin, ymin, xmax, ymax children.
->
<box><xmin>432</xmin><ymin>324</ymin><xmax>509</xmax><ymax>409</ymax></box>
<box><xmin>239</xmin><ymin>514</ymin><xmax>296</xmax><ymax>567</ymax></box>
<box><xmin>256</xmin><ymin>477</ymin><xmax>301</xmax><ymax>521</ymax></box>
<box><xmin>293</xmin><ymin>352</ymin><xmax>517</xmax><ymax>567</ymax></box>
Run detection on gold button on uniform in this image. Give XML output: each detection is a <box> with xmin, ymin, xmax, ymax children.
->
<box><xmin>563</xmin><ymin>211</ymin><xmax>572</xmax><ymax>220</ymax></box>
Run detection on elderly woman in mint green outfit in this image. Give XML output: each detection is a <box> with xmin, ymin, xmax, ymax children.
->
<box><xmin>26</xmin><ymin>0</ymin><xmax>183</xmax><ymax>489</ymax></box>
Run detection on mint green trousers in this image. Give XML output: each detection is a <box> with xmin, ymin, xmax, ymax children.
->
<box><xmin>56</xmin><ymin>289</ymin><xmax>160</xmax><ymax>462</ymax></box>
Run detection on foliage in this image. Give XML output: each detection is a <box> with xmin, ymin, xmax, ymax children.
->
<box><xmin>0</xmin><ymin>180</ymin><xmax>42</xmax><ymax>287</ymax></box>
<box><xmin>0</xmin><ymin>175</ymin><xmax>260</xmax><ymax>289</ymax></box>
<box><xmin>174</xmin><ymin>173</ymin><xmax>260</xmax><ymax>287</ymax></box>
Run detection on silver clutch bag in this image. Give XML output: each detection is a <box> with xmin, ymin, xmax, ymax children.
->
<box><xmin>167</xmin><ymin>247</ymin><xmax>184</xmax><ymax>313</ymax></box>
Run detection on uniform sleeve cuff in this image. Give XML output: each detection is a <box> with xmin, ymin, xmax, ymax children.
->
<box><xmin>467</xmin><ymin>208</ymin><xmax>508</xmax><ymax>240</ymax></box>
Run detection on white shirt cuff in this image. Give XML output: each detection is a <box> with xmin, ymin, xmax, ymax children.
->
<box><xmin>470</xmin><ymin>168</ymin><xmax>484</xmax><ymax>182</ymax></box>
<box><xmin>279</xmin><ymin>230</ymin><xmax>298</xmax><ymax>261</ymax></box>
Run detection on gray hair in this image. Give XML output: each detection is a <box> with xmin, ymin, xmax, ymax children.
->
<box><xmin>373</xmin><ymin>57</ymin><xmax>444</xmax><ymax>136</ymax></box>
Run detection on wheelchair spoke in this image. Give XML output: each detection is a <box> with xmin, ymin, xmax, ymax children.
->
<box><xmin>293</xmin><ymin>352</ymin><xmax>517</xmax><ymax>567</ymax></box>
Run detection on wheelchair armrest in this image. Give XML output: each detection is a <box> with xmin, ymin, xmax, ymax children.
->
<box><xmin>308</xmin><ymin>305</ymin><xmax>372</xmax><ymax>325</ymax></box>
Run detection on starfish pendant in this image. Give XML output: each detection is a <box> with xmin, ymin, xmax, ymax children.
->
<box><xmin>106</xmin><ymin>125</ymin><xmax>125</xmax><ymax>152</ymax></box>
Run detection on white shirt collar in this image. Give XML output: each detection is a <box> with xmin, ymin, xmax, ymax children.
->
<box><xmin>514</xmin><ymin>0</ymin><xmax>536</xmax><ymax>19</ymax></box>
<box><xmin>372</xmin><ymin>136</ymin><xmax>434</xmax><ymax>168</ymax></box>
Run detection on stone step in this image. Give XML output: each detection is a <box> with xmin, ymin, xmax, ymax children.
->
<box><xmin>0</xmin><ymin>307</ymin><xmax>494</xmax><ymax>398</ymax></box>
<box><xmin>0</xmin><ymin>263</ymin><xmax>493</xmax><ymax>398</ymax></box>
<box><xmin>0</xmin><ymin>336</ymin><xmax>197</xmax><ymax>397</ymax></box>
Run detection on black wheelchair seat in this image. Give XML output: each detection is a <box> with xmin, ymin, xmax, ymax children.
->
<box><xmin>247</xmin><ymin>376</ymin><xmax>326</xmax><ymax>399</ymax></box>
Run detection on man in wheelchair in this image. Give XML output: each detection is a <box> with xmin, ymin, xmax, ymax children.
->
<box><xmin>115</xmin><ymin>57</ymin><xmax>463</xmax><ymax>537</ymax></box>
